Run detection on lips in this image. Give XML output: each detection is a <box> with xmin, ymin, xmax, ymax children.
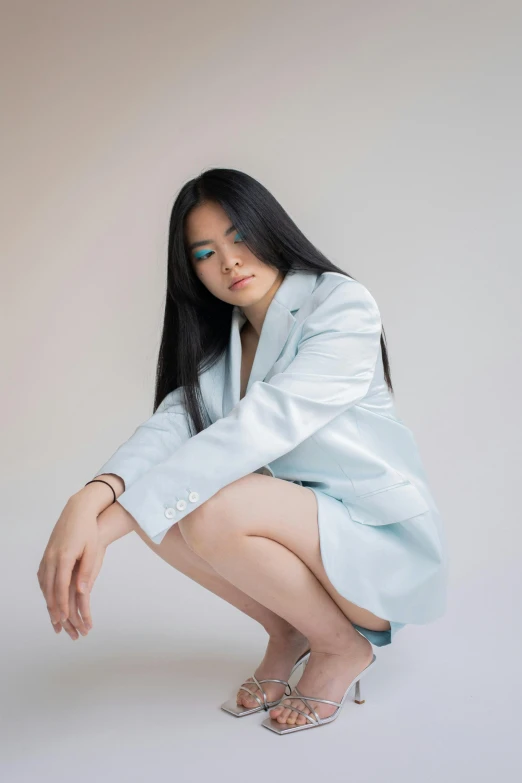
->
<box><xmin>229</xmin><ymin>275</ymin><xmax>253</xmax><ymax>289</ymax></box>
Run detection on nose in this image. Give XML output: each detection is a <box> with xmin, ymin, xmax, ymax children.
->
<box><xmin>223</xmin><ymin>255</ymin><xmax>242</xmax><ymax>272</ymax></box>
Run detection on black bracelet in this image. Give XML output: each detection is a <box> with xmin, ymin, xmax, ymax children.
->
<box><xmin>84</xmin><ymin>479</ymin><xmax>117</xmax><ymax>504</ymax></box>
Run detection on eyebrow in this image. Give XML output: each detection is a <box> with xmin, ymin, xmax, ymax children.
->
<box><xmin>188</xmin><ymin>224</ymin><xmax>237</xmax><ymax>251</ymax></box>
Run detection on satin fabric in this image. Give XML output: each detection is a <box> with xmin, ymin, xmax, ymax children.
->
<box><xmin>94</xmin><ymin>270</ymin><xmax>448</xmax><ymax>636</ymax></box>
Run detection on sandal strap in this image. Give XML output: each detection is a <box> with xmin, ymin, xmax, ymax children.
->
<box><xmin>238</xmin><ymin>684</ymin><xmax>264</xmax><ymax>708</ymax></box>
<box><xmin>280</xmin><ymin>704</ymin><xmax>318</xmax><ymax>724</ymax></box>
<box><xmin>257</xmin><ymin>677</ymin><xmax>293</xmax><ymax>697</ymax></box>
<box><xmin>239</xmin><ymin>675</ymin><xmax>292</xmax><ymax>709</ymax></box>
<box><xmin>280</xmin><ymin>688</ymin><xmax>320</xmax><ymax>724</ymax></box>
<box><xmin>293</xmin><ymin>685</ymin><xmax>342</xmax><ymax>708</ymax></box>
<box><xmin>294</xmin><ymin>649</ymin><xmax>311</xmax><ymax>666</ymax></box>
<box><xmin>256</xmin><ymin>678</ymin><xmax>292</xmax><ymax>686</ymax></box>
<box><xmin>280</xmin><ymin>686</ymin><xmax>342</xmax><ymax>724</ymax></box>
<box><xmin>292</xmin><ymin>687</ymin><xmax>321</xmax><ymax>724</ymax></box>
<box><xmin>237</xmin><ymin>650</ymin><xmax>311</xmax><ymax>709</ymax></box>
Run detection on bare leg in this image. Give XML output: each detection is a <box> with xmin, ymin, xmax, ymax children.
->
<box><xmin>179</xmin><ymin>474</ymin><xmax>381</xmax><ymax>725</ymax></box>
<box><xmin>98</xmin><ymin>501</ymin><xmax>310</xmax><ymax>707</ymax></box>
<box><xmin>133</xmin><ymin>520</ymin><xmax>307</xmax><ymax>638</ymax></box>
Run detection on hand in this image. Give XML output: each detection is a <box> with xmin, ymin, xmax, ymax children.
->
<box><xmin>59</xmin><ymin>539</ymin><xmax>107</xmax><ymax>640</ymax></box>
<box><xmin>37</xmin><ymin>495</ymin><xmax>106</xmax><ymax>640</ymax></box>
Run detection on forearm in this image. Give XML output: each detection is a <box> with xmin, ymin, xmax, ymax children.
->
<box><xmin>71</xmin><ymin>473</ymin><xmax>126</xmax><ymax>515</ymax></box>
<box><xmin>97</xmin><ymin>500</ymin><xmax>137</xmax><ymax>547</ymax></box>
<box><xmin>70</xmin><ymin>473</ymin><xmax>136</xmax><ymax>546</ymax></box>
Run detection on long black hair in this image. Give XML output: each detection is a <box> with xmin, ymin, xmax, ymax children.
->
<box><xmin>154</xmin><ymin>167</ymin><xmax>393</xmax><ymax>435</ymax></box>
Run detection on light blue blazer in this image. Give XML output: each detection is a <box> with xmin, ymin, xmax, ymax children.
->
<box><xmin>94</xmin><ymin>270</ymin><xmax>448</xmax><ymax>627</ymax></box>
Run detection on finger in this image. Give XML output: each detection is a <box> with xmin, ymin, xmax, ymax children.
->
<box><xmin>48</xmin><ymin>607</ymin><xmax>63</xmax><ymax>633</ymax></box>
<box><xmin>41</xmin><ymin>560</ymin><xmax>63</xmax><ymax>626</ymax></box>
<box><xmin>37</xmin><ymin>560</ymin><xmax>58</xmax><ymax>629</ymax></box>
<box><xmin>55</xmin><ymin>552</ymin><xmax>75</xmax><ymax>621</ymax></box>
<box><xmin>76</xmin><ymin>543</ymin><xmax>98</xmax><ymax>598</ymax></box>
<box><xmin>68</xmin><ymin>581</ymin><xmax>88</xmax><ymax>636</ymax></box>
<box><xmin>76</xmin><ymin>590</ymin><xmax>92</xmax><ymax>631</ymax></box>
<box><xmin>75</xmin><ymin>544</ymin><xmax>99</xmax><ymax>629</ymax></box>
<box><xmin>61</xmin><ymin>616</ymin><xmax>79</xmax><ymax>641</ymax></box>
<box><xmin>77</xmin><ymin>545</ymin><xmax>106</xmax><ymax>630</ymax></box>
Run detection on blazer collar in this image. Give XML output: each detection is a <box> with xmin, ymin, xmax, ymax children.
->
<box><xmin>225</xmin><ymin>269</ymin><xmax>319</xmax><ymax>412</ymax></box>
<box><xmin>199</xmin><ymin>269</ymin><xmax>319</xmax><ymax>421</ymax></box>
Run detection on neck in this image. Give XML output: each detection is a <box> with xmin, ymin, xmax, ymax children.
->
<box><xmin>240</xmin><ymin>271</ymin><xmax>285</xmax><ymax>337</ymax></box>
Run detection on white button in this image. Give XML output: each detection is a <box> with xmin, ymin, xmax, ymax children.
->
<box><xmin>164</xmin><ymin>507</ymin><xmax>176</xmax><ymax>519</ymax></box>
<box><xmin>176</xmin><ymin>499</ymin><xmax>187</xmax><ymax>511</ymax></box>
<box><xmin>188</xmin><ymin>491</ymin><xmax>199</xmax><ymax>502</ymax></box>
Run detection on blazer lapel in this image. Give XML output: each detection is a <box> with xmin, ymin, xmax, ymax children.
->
<box><xmin>223</xmin><ymin>269</ymin><xmax>319</xmax><ymax>415</ymax></box>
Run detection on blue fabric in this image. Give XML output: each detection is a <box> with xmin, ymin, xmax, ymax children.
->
<box><xmin>353</xmin><ymin>620</ymin><xmax>406</xmax><ymax>647</ymax></box>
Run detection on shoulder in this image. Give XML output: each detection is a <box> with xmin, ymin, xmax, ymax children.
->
<box><xmin>297</xmin><ymin>271</ymin><xmax>382</xmax><ymax>346</ymax></box>
<box><xmin>308</xmin><ymin>271</ymin><xmax>381</xmax><ymax>321</ymax></box>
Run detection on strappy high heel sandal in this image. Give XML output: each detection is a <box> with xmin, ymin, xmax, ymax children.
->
<box><xmin>261</xmin><ymin>652</ymin><xmax>377</xmax><ymax>734</ymax></box>
<box><xmin>220</xmin><ymin>648</ymin><xmax>311</xmax><ymax>717</ymax></box>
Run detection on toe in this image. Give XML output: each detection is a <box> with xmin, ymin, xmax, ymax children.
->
<box><xmin>280</xmin><ymin>700</ymin><xmax>299</xmax><ymax>723</ymax></box>
<box><xmin>237</xmin><ymin>689</ymin><xmax>256</xmax><ymax>708</ymax></box>
<box><xmin>277</xmin><ymin>705</ymin><xmax>292</xmax><ymax>723</ymax></box>
<box><xmin>285</xmin><ymin>699</ymin><xmax>309</xmax><ymax>725</ymax></box>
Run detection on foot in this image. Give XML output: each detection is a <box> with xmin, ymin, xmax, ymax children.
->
<box><xmin>236</xmin><ymin>630</ymin><xmax>311</xmax><ymax>711</ymax></box>
<box><xmin>268</xmin><ymin>635</ymin><xmax>373</xmax><ymax>726</ymax></box>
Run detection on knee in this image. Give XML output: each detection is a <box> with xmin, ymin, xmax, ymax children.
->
<box><xmin>177</xmin><ymin>492</ymin><xmax>227</xmax><ymax>556</ymax></box>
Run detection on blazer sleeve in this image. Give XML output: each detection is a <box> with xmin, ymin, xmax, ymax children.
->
<box><xmin>92</xmin><ymin>386</ymin><xmax>192</xmax><ymax>491</ymax></box>
<box><xmin>116</xmin><ymin>279</ymin><xmax>383</xmax><ymax>544</ymax></box>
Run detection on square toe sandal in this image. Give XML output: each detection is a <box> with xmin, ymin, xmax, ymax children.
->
<box><xmin>261</xmin><ymin>652</ymin><xmax>377</xmax><ymax>734</ymax></box>
<box><xmin>220</xmin><ymin>648</ymin><xmax>311</xmax><ymax>717</ymax></box>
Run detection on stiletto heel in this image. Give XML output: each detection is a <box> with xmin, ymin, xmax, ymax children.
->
<box><xmin>261</xmin><ymin>652</ymin><xmax>376</xmax><ymax>734</ymax></box>
<box><xmin>220</xmin><ymin>648</ymin><xmax>311</xmax><ymax>717</ymax></box>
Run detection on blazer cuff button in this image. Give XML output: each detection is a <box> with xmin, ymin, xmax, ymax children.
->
<box><xmin>176</xmin><ymin>499</ymin><xmax>187</xmax><ymax>511</ymax></box>
<box><xmin>188</xmin><ymin>491</ymin><xmax>199</xmax><ymax>503</ymax></box>
<box><xmin>164</xmin><ymin>507</ymin><xmax>176</xmax><ymax>519</ymax></box>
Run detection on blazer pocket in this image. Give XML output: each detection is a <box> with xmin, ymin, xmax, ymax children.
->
<box><xmin>342</xmin><ymin>481</ymin><xmax>430</xmax><ymax>526</ymax></box>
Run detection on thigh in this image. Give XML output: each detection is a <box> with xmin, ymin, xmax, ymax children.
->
<box><xmin>133</xmin><ymin>516</ymin><xmax>218</xmax><ymax>577</ymax></box>
<box><xmin>180</xmin><ymin>473</ymin><xmax>391</xmax><ymax>633</ymax></box>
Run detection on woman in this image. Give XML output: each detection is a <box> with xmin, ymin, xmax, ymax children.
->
<box><xmin>37</xmin><ymin>168</ymin><xmax>448</xmax><ymax>735</ymax></box>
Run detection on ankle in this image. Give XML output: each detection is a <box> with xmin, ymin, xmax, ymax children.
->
<box><xmin>265</xmin><ymin>624</ymin><xmax>308</xmax><ymax>644</ymax></box>
<box><xmin>309</xmin><ymin>629</ymin><xmax>372</xmax><ymax>658</ymax></box>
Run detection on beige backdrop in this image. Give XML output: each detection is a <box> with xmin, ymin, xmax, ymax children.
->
<box><xmin>2</xmin><ymin>0</ymin><xmax>520</xmax><ymax>780</ymax></box>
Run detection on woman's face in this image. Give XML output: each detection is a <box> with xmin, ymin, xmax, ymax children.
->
<box><xmin>185</xmin><ymin>201</ymin><xmax>282</xmax><ymax>308</ymax></box>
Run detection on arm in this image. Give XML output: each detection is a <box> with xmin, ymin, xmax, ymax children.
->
<box><xmin>116</xmin><ymin>279</ymin><xmax>383</xmax><ymax>545</ymax></box>
<box><xmin>84</xmin><ymin>386</ymin><xmax>192</xmax><ymax>501</ymax></box>
<box><xmin>38</xmin><ymin>391</ymin><xmax>193</xmax><ymax>638</ymax></box>
<box><xmin>72</xmin><ymin>473</ymin><xmax>126</xmax><ymax>516</ymax></box>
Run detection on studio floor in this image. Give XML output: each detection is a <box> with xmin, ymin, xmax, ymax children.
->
<box><xmin>3</xmin><ymin>552</ymin><xmax>520</xmax><ymax>783</ymax></box>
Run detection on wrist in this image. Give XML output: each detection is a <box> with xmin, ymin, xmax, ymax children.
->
<box><xmin>70</xmin><ymin>486</ymin><xmax>113</xmax><ymax>516</ymax></box>
<box><xmin>97</xmin><ymin>502</ymin><xmax>137</xmax><ymax>546</ymax></box>
<box><xmin>71</xmin><ymin>475</ymin><xmax>123</xmax><ymax>516</ymax></box>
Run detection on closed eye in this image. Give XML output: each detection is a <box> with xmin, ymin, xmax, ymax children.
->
<box><xmin>194</xmin><ymin>232</ymin><xmax>244</xmax><ymax>261</ymax></box>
